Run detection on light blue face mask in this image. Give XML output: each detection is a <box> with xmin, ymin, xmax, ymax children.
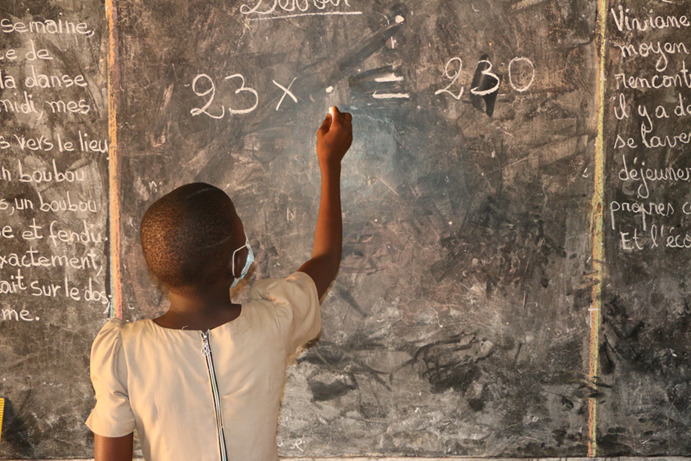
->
<box><xmin>230</xmin><ymin>238</ymin><xmax>254</xmax><ymax>289</ymax></box>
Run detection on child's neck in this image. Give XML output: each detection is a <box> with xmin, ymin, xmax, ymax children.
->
<box><xmin>155</xmin><ymin>286</ymin><xmax>241</xmax><ymax>331</ymax></box>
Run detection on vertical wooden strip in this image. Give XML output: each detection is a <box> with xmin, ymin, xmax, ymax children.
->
<box><xmin>106</xmin><ymin>0</ymin><xmax>122</xmax><ymax>319</ymax></box>
<box><xmin>0</xmin><ymin>397</ymin><xmax>5</xmax><ymax>446</ymax></box>
<box><xmin>588</xmin><ymin>0</ymin><xmax>609</xmax><ymax>456</ymax></box>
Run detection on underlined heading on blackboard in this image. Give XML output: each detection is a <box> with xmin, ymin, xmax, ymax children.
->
<box><xmin>240</xmin><ymin>0</ymin><xmax>362</xmax><ymax>21</ymax></box>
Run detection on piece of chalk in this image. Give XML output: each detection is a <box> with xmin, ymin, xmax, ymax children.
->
<box><xmin>329</xmin><ymin>106</ymin><xmax>335</xmax><ymax>116</ymax></box>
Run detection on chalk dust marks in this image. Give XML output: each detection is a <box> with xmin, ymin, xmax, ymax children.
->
<box><xmin>324</xmin><ymin>19</ymin><xmax>404</xmax><ymax>85</ymax></box>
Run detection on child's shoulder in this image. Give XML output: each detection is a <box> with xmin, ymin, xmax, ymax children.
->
<box><xmin>93</xmin><ymin>317</ymin><xmax>153</xmax><ymax>344</ymax></box>
<box><xmin>95</xmin><ymin>316</ymin><xmax>151</xmax><ymax>331</ymax></box>
<box><xmin>249</xmin><ymin>271</ymin><xmax>316</xmax><ymax>301</ymax></box>
<box><xmin>91</xmin><ymin>318</ymin><xmax>159</xmax><ymax>367</ymax></box>
<box><xmin>93</xmin><ymin>317</ymin><xmax>123</xmax><ymax>340</ymax></box>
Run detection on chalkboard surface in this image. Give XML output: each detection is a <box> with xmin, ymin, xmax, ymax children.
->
<box><xmin>117</xmin><ymin>0</ymin><xmax>597</xmax><ymax>457</ymax></box>
<box><xmin>0</xmin><ymin>0</ymin><xmax>109</xmax><ymax>458</ymax></box>
<box><xmin>601</xmin><ymin>0</ymin><xmax>691</xmax><ymax>454</ymax></box>
<box><xmin>0</xmin><ymin>0</ymin><xmax>689</xmax><ymax>459</ymax></box>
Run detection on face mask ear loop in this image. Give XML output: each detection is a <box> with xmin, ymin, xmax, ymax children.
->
<box><xmin>231</xmin><ymin>239</ymin><xmax>252</xmax><ymax>289</ymax></box>
<box><xmin>231</xmin><ymin>238</ymin><xmax>249</xmax><ymax>276</ymax></box>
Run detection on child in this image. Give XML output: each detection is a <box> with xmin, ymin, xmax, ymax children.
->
<box><xmin>86</xmin><ymin>107</ymin><xmax>353</xmax><ymax>461</ymax></box>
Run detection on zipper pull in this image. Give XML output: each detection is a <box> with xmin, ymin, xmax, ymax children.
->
<box><xmin>200</xmin><ymin>330</ymin><xmax>211</xmax><ymax>356</ymax></box>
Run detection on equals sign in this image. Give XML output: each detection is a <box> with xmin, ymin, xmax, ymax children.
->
<box><xmin>373</xmin><ymin>72</ymin><xmax>409</xmax><ymax>99</ymax></box>
<box><xmin>350</xmin><ymin>67</ymin><xmax>410</xmax><ymax>100</ymax></box>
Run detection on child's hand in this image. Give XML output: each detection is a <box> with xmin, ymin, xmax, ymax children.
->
<box><xmin>317</xmin><ymin>106</ymin><xmax>352</xmax><ymax>168</ymax></box>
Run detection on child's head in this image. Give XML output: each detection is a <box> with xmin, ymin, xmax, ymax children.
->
<box><xmin>140</xmin><ymin>183</ymin><xmax>245</xmax><ymax>293</ymax></box>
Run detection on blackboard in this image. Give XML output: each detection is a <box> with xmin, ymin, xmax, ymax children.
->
<box><xmin>600</xmin><ymin>0</ymin><xmax>691</xmax><ymax>454</ymax></box>
<box><xmin>1</xmin><ymin>0</ymin><xmax>690</xmax><ymax>459</ymax></box>
<box><xmin>0</xmin><ymin>0</ymin><xmax>110</xmax><ymax>458</ymax></box>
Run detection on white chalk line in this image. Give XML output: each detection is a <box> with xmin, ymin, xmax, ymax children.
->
<box><xmin>511</xmin><ymin>0</ymin><xmax>547</xmax><ymax>9</ymax></box>
<box><xmin>375</xmin><ymin>74</ymin><xmax>404</xmax><ymax>83</ymax></box>
<box><xmin>246</xmin><ymin>11</ymin><xmax>364</xmax><ymax>21</ymax></box>
<box><xmin>372</xmin><ymin>91</ymin><xmax>410</xmax><ymax>99</ymax></box>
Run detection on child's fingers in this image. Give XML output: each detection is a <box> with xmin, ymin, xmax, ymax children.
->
<box><xmin>331</xmin><ymin>106</ymin><xmax>346</xmax><ymax>126</ymax></box>
<box><xmin>330</xmin><ymin>106</ymin><xmax>352</xmax><ymax>128</ymax></box>
<box><xmin>318</xmin><ymin>112</ymin><xmax>332</xmax><ymax>135</ymax></box>
<box><xmin>339</xmin><ymin>113</ymin><xmax>352</xmax><ymax>138</ymax></box>
<box><xmin>321</xmin><ymin>106</ymin><xmax>352</xmax><ymax>141</ymax></box>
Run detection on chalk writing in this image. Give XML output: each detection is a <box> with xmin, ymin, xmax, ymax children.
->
<box><xmin>276</xmin><ymin>437</ymin><xmax>306</xmax><ymax>451</ymax></box>
<box><xmin>614</xmin><ymin>41</ymin><xmax>688</xmax><ymax>72</ymax></box>
<box><xmin>0</xmin><ymin>273</ymin><xmax>108</xmax><ymax>306</ymax></box>
<box><xmin>190</xmin><ymin>72</ymin><xmax>259</xmax><ymax>119</ymax></box>
<box><xmin>470</xmin><ymin>59</ymin><xmax>501</xmax><ymax>96</ymax></box>
<box><xmin>190</xmin><ymin>54</ymin><xmax>536</xmax><ymax>119</ymax></box>
<box><xmin>0</xmin><ymin>93</ymin><xmax>93</xmax><ymax>117</ymax></box>
<box><xmin>0</xmin><ymin>247</ymin><xmax>101</xmax><ymax>271</ymax></box>
<box><xmin>48</xmin><ymin>220</ymin><xmax>105</xmax><ymax>245</ymax></box>
<box><xmin>613</xmin><ymin>62</ymin><xmax>691</xmax><ymax>90</ymax></box>
<box><xmin>1</xmin><ymin>307</ymin><xmax>38</xmax><ymax>322</ymax></box>
<box><xmin>609</xmin><ymin>199</ymin><xmax>674</xmax><ymax>231</ymax></box>
<box><xmin>372</xmin><ymin>70</ymin><xmax>409</xmax><ymax>99</ymax></box>
<box><xmin>0</xmin><ymin>18</ymin><xmax>96</xmax><ymax>37</ymax></box>
<box><xmin>0</xmin><ymin>132</ymin><xmax>106</xmax><ymax>155</ymax></box>
<box><xmin>507</xmin><ymin>57</ymin><xmax>535</xmax><ymax>92</ymax></box>
<box><xmin>17</xmin><ymin>160</ymin><xmax>86</xmax><ymax>184</ymax></box>
<box><xmin>0</xmin><ymin>40</ymin><xmax>54</xmax><ymax>66</ymax></box>
<box><xmin>372</xmin><ymin>91</ymin><xmax>410</xmax><ymax>99</ymax></box>
<box><xmin>37</xmin><ymin>191</ymin><xmax>99</xmax><ymax>213</ymax></box>
<box><xmin>273</xmin><ymin>77</ymin><xmax>299</xmax><ymax>110</ymax></box>
<box><xmin>435</xmin><ymin>57</ymin><xmax>464</xmax><ymax>99</ymax></box>
<box><xmin>225</xmin><ymin>74</ymin><xmax>260</xmax><ymax>114</ymax></box>
<box><xmin>618</xmin><ymin>154</ymin><xmax>691</xmax><ymax>199</ymax></box>
<box><xmin>0</xmin><ymin>92</ymin><xmax>40</xmax><ymax>115</ymax></box>
<box><xmin>435</xmin><ymin>55</ymin><xmax>535</xmax><ymax>110</ymax></box>
<box><xmin>607</xmin><ymin>1</ymin><xmax>691</xmax><ymax>251</ymax></box>
<box><xmin>24</xmin><ymin>67</ymin><xmax>88</xmax><ymax>89</ymax></box>
<box><xmin>190</xmin><ymin>74</ymin><xmax>223</xmax><ymax>119</ymax></box>
<box><xmin>0</xmin><ymin>11</ymin><xmax>109</xmax><ymax>322</ymax></box>
<box><xmin>610</xmin><ymin>5</ymin><xmax>690</xmax><ymax>33</ymax></box>
<box><xmin>240</xmin><ymin>0</ymin><xmax>362</xmax><ymax>21</ymax></box>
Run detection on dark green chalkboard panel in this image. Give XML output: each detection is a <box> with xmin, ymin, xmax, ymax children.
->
<box><xmin>0</xmin><ymin>1</ymin><xmax>109</xmax><ymax>458</ymax></box>
<box><xmin>600</xmin><ymin>0</ymin><xmax>691</xmax><ymax>454</ymax></box>
<box><xmin>117</xmin><ymin>0</ymin><xmax>597</xmax><ymax>456</ymax></box>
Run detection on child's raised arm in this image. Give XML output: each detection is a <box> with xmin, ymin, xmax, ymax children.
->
<box><xmin>299</xmin><ymin>106</ymin><xmax>353</xmax><ymax>299</ymax></box>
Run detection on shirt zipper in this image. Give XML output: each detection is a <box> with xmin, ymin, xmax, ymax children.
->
<box><xmin>201</xmin><ymin>330</ymin><xmax>228</xmax><ymax>461</ymax></box>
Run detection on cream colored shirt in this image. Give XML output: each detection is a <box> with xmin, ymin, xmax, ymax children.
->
<box><xmin>86</xmin><ymin>272</ymin><xmax>320</xmax><ymax>461</ymax></box>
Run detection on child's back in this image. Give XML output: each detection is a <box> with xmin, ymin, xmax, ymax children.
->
<box><xmin>87</xmin><ymin>107</ymin><xmax>353</xmax><ymax>461</ymax></box>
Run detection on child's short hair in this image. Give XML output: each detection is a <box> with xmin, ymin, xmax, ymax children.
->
<box><xmin>140</xmin><ymin>182</ymin><xmax>238</xmax><ymax>290</ymax></box>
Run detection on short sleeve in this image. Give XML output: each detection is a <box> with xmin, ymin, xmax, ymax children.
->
<box><xmin>251</xmin><ymin>271</ymin><xmax>321</xmax><ymax>353</ymax></box>
<box><xmin>85</xmin><ymin>318</ymin><xmax>136</xmax><ymax>437</ymax></box>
